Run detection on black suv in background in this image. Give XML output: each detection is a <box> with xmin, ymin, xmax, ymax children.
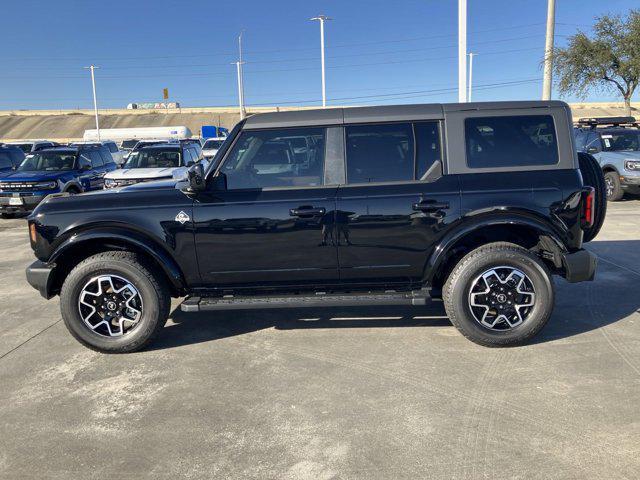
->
<box><xmin>0</xmin><ymin>144</ymin><xmax>116</xmax><ymax>216</ymax></box>
<box><xmin>25</xmin><ymin>101</ymin><xmax>605</xmax><ymax>353</ymax></box>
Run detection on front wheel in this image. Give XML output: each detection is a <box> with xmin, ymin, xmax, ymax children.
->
<box><xmin>604</xmin><ymin>171</ymin><xmax>623</xmax><ymax>201</ymax></box>
<box><xmin>60</xmin><ymin>251</ymin><xmax>171</xmax><ymax>353</ymax></box>
<box><xmin>443</xmin><ymin>242</ymin><xmax>555</xmax><ymax>347</ymax></box>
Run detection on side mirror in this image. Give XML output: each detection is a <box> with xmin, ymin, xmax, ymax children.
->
<box><xmin>186</xmin><ymin>160</ymin><xmax>195</xmax><ymax>167</ymax></box>
<box><xmin>586</xmin><ymin>146</ymin><xmax>599</xmax><ymax>154</ymax></box>
<box><xmin>187</xmin><ymin>162</ymin><xmax>206</xmax><ymax>192</ymax></box>
<box><xmin>81</xmin><ymin>163</ymin><xmax>92</xmax><ymax>171</ymax></box>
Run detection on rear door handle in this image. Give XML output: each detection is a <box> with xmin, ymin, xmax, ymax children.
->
<box><xmin>290</xmin><ymin>206</ymin><xmax>326</xmax><ymax>217</ymax></box>
<box><xmin>412</xmin><ymin>200</ymin><xmax>450</xmax><ymax>212</ymax></box>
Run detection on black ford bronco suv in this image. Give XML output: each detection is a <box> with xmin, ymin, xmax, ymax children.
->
<box><xmin>25</xmin><ymin>101</ymin><xmax>606</xmax><ymax>353</ymax></box>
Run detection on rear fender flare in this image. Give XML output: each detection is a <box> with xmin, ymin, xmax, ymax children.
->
<box><xmin>424</xmin><ymin>214</ymin><xmax>567</xmax><ymax>285</ymax></box>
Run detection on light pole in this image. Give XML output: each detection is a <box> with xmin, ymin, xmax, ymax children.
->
<box><xmin>311</xmin><ymin>15</ymin><xmax>331</xmax><ymax>108</ymax></box>
<box><xmin>468</xmin><ymin>52</ymin><xmax>475</xmax><ymax>102</ymax></box>
<box><xmin>84</xmin><ymin>65</ymin><xmax>100</xmax><ymax>140</ymax></box>
<box><xmin>542</xmin><ymin>0</ymin><xmax>556</xmax><ymax>100</ymax></box>
<box><xmin>237</xmin><ymin>31</ymin><xmax>246</xmax><ymax>120</ymax></box>
<box><xmin>458</xmin><ymin>0</ymin><xmax>467</xmax><ymax>102</ymax></box>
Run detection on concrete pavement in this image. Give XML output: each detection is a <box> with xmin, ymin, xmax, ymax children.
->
<box><xmin>1</xmin><ymin>201</ymin><xmax>639</xmax><ymax>479</ymax></box>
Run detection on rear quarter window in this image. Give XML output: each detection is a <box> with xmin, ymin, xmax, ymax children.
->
<box><xmin>465</xmin><ymin>115</ymin><xmax>558</xmax><ymax>168</ymax></box>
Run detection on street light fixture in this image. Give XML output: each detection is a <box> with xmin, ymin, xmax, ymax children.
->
<box><xmin>310</xmin><ymin>15</ymin><xmax>332</xmax><ymax>108</ymax></box>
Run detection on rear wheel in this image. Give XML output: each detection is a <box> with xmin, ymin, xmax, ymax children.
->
<box><xmin>578</xmin><ymin>152</ymin><xmax>607</xmax><ymax>241</ymax></box>
<box><xmin>60</xmin><ymin>251</ymin><xmax>171</xmax><ymax>353</ymax></box>
<box><xmin>443</xmin><ymin>242</ymin><xmax>555</xmax><ymax>347</ymax></box>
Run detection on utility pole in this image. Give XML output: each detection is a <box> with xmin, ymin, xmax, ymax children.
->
<box><xmin>311</xmin><ymin>15</ymin><xmax>331</xmax><ymax>108</ymax></box>
<box><xmin>542</xmin><ymin>0</ymin><xmax>556</xmax><ymax>100</ymax></box>
<box><xmin>83</xmin><ymin>65</ymin><xmax>100</xmax><ymax>140</ymax></box>
<box><xmin>468</xmin><ymin>52</ymin><xmax>475</xmax><ymax>102</ymax></box>
<box><xmin>458</xmin><ymin>0</ymin><xmax>467</xmax><ymax>103</ymax></box>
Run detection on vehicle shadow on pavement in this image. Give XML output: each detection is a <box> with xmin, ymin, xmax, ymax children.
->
<box><xmin>148</xmin><ymin>240</ymin><xmax>640</xmax><ymax>351</ymax></box>
<box><xmin>149</xmin><ymin>304</ymin><xmax>451</xmax><ymax>351</ymax></box>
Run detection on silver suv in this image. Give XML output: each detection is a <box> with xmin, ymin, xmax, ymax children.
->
<box><xmin>574</xmin><ymin>116</ymin><xmax>640</xmax><ymax>201</ymax></box>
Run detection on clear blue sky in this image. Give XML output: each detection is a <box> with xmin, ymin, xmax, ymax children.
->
<box><xmin>1</xmin><ymin>0</ymin><xmax>637</xmax><ymax>110</ymax></box>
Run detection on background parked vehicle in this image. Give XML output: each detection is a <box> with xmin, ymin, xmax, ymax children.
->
<box><xmin>201</xmin><ymin>137</ymin><xmax>226</xmax><ymax>159</ymax></box>
<box><xmin>0</xmin><ymin>144</ymin><xmax>26</xmax><ymax>173</ymax></box>
<box><xmin>103</xmin><ymin>142</ymin><xmax>207</xmax><ymax>188</ymax></box>
<box><xmin>83</xmin><ymin>126</ymin><xmax>192</xmax><ymax>142</ymax></box>
<box><xmin>70</xmin><ymin>140</ymin><xmax>126</xmax><ymax>166</ymax></box>
<box><xmin>574</xmin><ymin>116</ymin><xmax>640</xmax><ymax>201</ymax></box>
<box><xmin>0</xmin><ymin>144</ymin><xmax>116</xmax><ymax>216</ymax></box>
<box><xmin>3</xmin><ymin>140</ymin><xmax>59</xmax><ymax>154</ymax></box>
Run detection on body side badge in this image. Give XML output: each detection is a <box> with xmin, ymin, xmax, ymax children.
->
<box><xmin>175</xmin><ymin>211</ymin><xmax>190</xmax><ymax>224</ymax></box>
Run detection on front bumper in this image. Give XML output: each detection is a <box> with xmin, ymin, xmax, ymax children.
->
<box><xmin>25</xmin><ymin>260</ymin><xmax>55</xmax><ymax>299</ymax></box>
<box><xmin>562</xmin><ymin>249</ymin><xmax>597</xmax><ymax>283</ymax></box>
<box><xmin>620</xmin><ymin>174</ymin><xmax>640</xmax><ymax>187</ymax></box>
<box><xmin>0</xmin><ymin>193</ymin><xmax>48</xmax><ymax>213</ymax></box>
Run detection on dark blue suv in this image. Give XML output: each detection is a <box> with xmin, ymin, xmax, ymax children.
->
<box><xmin>0</xmin><ymin>145</ymin><xmax>116</xmax><ymax>216</ymax></box>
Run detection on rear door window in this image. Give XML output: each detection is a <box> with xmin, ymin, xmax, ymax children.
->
<box><xmin>465</xmin><ymin>115</ymin><xmax>558</xmax><ymax>168</ymax></box>
<box><xmin>414</xmin><ymin>122</ymin><xmax>441</xmax><ymax>179</ymax></box>
<box><xmin>107</xmin><ymin>142</ymin><xmax>118</xmax><ymax>153</ymax></box>
<box><xmin>88</xmin><ymin>150</ymin><xmax>104</xmax><ymax>167</ymax></box>
<box><xmin>99</xmin><ymin>148</ymin><xmax>114</xmax><ymax>166</ymax></box>
<box><xmin>345</xmin><ymin>123</ymin><xmax>414</xmax><ymax>183</ymax></box>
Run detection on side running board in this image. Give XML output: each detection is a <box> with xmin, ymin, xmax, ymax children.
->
<box><xmin>180</xmin><ymin>291</ymin><xmax>430</xmax><ymax>312</ymax></box>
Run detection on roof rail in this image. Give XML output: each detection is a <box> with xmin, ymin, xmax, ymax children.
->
<box><xmin>575</xmin><ymin>116</ymin><xmax>638</xmax><ymax>128</ymax></box>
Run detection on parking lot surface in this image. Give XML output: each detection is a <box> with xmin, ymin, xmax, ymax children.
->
<box><xmin>1</xmin><ymin>201</ymin><xmax>639</xmax><ymax>480</ymax></box>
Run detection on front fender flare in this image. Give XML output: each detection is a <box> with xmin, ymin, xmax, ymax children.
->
<box><xmin>49</xmin><ymin>227</ymin><xmax>186</xmax><ymax>293</ymax></box>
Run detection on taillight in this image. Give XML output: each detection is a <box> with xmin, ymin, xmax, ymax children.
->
<box><xmin>581</xmin><ymin>187</ymin><xmax>595</xmax><ymax>228</ymax></box>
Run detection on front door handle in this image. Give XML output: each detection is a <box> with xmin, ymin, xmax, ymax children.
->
<box><xmin>412</xmin><ymin>200</ymin><xmax>450</xmax><ymax>212</ymax></box>
<box><xmin>290</xmin><ymin>205</ymin><xmax>326</xmax><ymax>217</ymax></box>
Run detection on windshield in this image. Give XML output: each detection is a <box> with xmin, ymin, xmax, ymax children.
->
<box><xmin>121</xmin><ymin>140</ymin><xmax>138</xmax><ymax>149</ymax></box>
<box><xmin>17</xmin><ymin>152</ymin><xmax>76</xmax><ymax>171</ymax></box>
<box><xmin>601</xmin><ymin>131</ymin><xmax>640</xmax><ymax>152</ymax></box>
<box><xmin>203</xmin><ymin>139</ymin><xmax>224</xmax><ymax>149</ymax></box>
<box><xmin>12</xmin><ymin>144</ymin><xmax>33</xmax><ymax>154</ymax></box>
<box><xmin>124</xmin><ymin>149</ymin><xmax>181</xmax><ymax>168</ymax></box>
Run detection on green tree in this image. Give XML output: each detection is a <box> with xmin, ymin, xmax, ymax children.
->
<box><xmin>552</xmin><ymin>10</ymin><xmax>640</xmax><ymax>115</ymax></box>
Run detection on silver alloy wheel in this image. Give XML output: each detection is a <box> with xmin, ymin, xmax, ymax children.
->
<box><xmin>78</xmin><ymin>274</ymin><xmax>143</xmax><ymax>337</ymax></box>
<box><xmin>468</xmin><ymin>266</ymin><xmax>536</xmax><ymax>331</ymax></box>
<box><xmin>605</xmin><ymin>176</ymin><xmax>614</xmax><ymax>198</ymax></box>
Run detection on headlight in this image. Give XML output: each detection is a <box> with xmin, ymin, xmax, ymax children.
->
<box><xmin>33</xmin><ymin>181</ymin><xmax>57</xmax><ymax>189</ymax></box>
<box><xmin>625</xmin><ymin>160</ymin><xmax>640</xmax><ymax>171</ymax></box>
<box><xmin>104</xmin><ymin>178</ymin><xmax>117</xmax><ymax>188</ymax></box>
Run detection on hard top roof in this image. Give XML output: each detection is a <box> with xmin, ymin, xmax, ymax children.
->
<box><xmin>136</xmin><ymin>143</ymin><xmax>181</xmax><ymax>150</ymax></box>
<box><xmin>243</xmin><ymin>101</ymin><xmax>569</xmax><ymax>129</ymax></box>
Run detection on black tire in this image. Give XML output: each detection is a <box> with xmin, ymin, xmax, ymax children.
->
<box><xmin>65</xmin><ymin>186</ymin><xmax>81</xmax><ymax>195</ymax></box>
<box><xmin>443</xmin><ymin>242</ymin><xmax>555</xmax><ymax>347</ymax></box>
<box><xmin>1</xmin><ymin>212</ymin><xmax>15</xmax><ymax>219</ymax></box>
<box><xmin>59</xmin><ymin>251</ymin><xmax>171</xmax><ymax>353</ymax></box>
<box><xmin>578</xmin><ymin>152</ymin><xmax>607</xmax><ymax>242</ymax></box>
<box><xmin>603</xmin><ymin>171</ymin><xmax>623</xmax><ymax>202</ymax></box>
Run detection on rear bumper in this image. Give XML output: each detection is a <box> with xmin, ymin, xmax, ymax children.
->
<box><xmin>562</xmin><ymin>249</ymin><xmax>597</xmax><ymax>283</ymax></box>
<box><xmin>25</xmin><ymin>260</ymin><xmax>55</xmax><ymax>299</ymax></box>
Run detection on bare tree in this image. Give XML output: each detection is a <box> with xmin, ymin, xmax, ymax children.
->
<box><xmin>552</xmin><ymin>10</ymin><xmax>640</xmax><ymax>115</ymax></box>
